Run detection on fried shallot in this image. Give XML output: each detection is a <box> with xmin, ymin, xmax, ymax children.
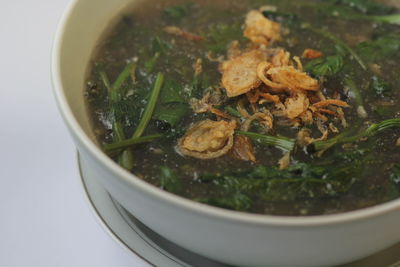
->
<box><xmin>178</xmin><ymin>120</ymin><xmax>237</xmax><ymax>159</ymax></box>
<box><xmin>244</xmin><ymin>10</ymin><xmax>282</xmax><ymax>45</ymax></box>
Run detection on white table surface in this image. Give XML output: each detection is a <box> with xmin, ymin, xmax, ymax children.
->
<box><xmin>0</xmin><ymin>1</ymin><xmax>148</xmax><ymax>266</ymax></box>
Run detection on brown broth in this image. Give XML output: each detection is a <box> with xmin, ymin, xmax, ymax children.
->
<box><xmin>86</xmin><ymin>0</ymin><xmax>400</xmax><ymax>216</ymax></box>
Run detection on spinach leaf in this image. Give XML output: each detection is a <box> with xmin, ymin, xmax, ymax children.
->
<box><xmin>153</xmin><ymin>78</ymin><xmax>189</xmax><ymax>127</ymax></box>
<box><xmin>145</xmin><ymin>37</ymin><xmax>171</xmax><ymax>73</ymax></box>
<box><xmin>160</xmin><ymin>79</ymin><xmax>186</xmax><ymax>104</ymax></box>
<box><xmin>160</xmin><ymin>166</ymin><xmax>182</xmax><ymax>193</ymax></box>
<box><xmin>151</xmin><ymin>37</ymin><xmax>171</xmax><ymax>54</ymax></box>
<box><xmin>357</xmin><ymin>34</ymin><xmax>400</xmax><ymax>62</ymax></box>
<box><xmin>199</xmin><ymin>153</ymin><xmax>365</xmax><ymax>203</ymax></box>
<box><xmin>112</xmin><ymin>95</ymin><xmax>141</xmax><ymax>126</ymax></box>
<box><xmin>154</xmin><ymin>103</ymin><xmax>189</xmax><ymax>127</ymax></box>
<box><xmin>369</xmin><ymin>76</ymin><xmax>392</xmax><ymax>97</ymax></box>
<box><xmin>164</xmin><ymin>3</ymin><xmax>193</xmax><ymax>20</ymax></box>
<box><xmin>305</xmin><ymin>55</ymin><xmax>344</xmax><ymax>78</ymax></box>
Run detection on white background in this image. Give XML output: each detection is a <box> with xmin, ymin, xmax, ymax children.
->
<box><xmin>0</xmin><ymin>1</ymin><xmax>147</xmax><ymax>266</ymax></box>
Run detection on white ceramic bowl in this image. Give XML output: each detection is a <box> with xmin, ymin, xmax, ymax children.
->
<box><xmin>52</xmin><ymin>0</ymin><xmax>400</xmax><ymax>266</ymax></box>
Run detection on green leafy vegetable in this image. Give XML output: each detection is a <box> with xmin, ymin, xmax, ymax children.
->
<box><xmin>159</xmin><ymin>79</ymin><xmax>186</xmax><ymax>104</ymax></box>
<box><xmin>390</xmin><ymin>164</ymin><xmax>400</xmax><ymax>185</ymax></box>
<box><xmin>305</xmin><ymin>55</ymin><xmax>344</xmax><ymax>78</ymax></box>
<box><xmin>151</xmin><ymin>37</ymin><xmax>171</xmax><ymax>54</ymax></box>
<box><xmin>112</xmin><ymin>95</ymin><xmax>140</xmax><ymax>125</ymax></box>
<box><xmin>154</xmin><ymin>78</ymin><xmax>189</xmax><ymax>127</ymax></box>
<box><xmin>301</xmin><ymin>23</ymin><xmax>367</xmax><ymax>70</ymax></box>
<box><xmin>98</xmin><ymin>63</ymin><xmax>136</xmax><ymax>169</ymax></box>
<box><xmin>312</xmin><ymin>118</ymin><xmax>400</xmax><ymax>152</ymax></box>
<box><xmin>132</xmin><ymin>73</ymin><xmax>165</xmax><ymax>138</ymax></box>
<box><xmin>372</xmin><ymin>14</ymin><xmax>400</xmax><ymax>25</ymax></box>
<box><xmin>103</xmin><ymin>134</ymin><xmax>163</xmax><ymax>152</ymax></box>
<box><xmin>331</xmin><ymin>0</ymin><xmax>395</xmax><ymax>15</ymax></box>
<box><xmin>111</xmin><ymin>62</ymin><xmax>137</xmax><ymax>99</ymax></box>
<box><xmin>164</xmin><ymin>3</ymin><xmax>193</xmax><ymax>19</ymax></box>
<box><xmin>344</xmin><ymin>76</ymin><xmax>367</xmax><ymax>119</ymax></box>
<box><xmin>237</xmin><ymin>131</ymin><xmax>296</xmax><ymax>152</ymax></box>
<box><xmin>357</xmin><ymin>34</ymin><xmax>400</xmax><ymax>62</ymax></box>
<box><xmin>224</xmin><ymin>106</ymin><xmax>242</xmax><ymax>118</ymax></box>
<box><xmin>160</xmin><ymin>166</ymin><xmax>182</xmax><ymax>193</ymax></box>
<box><xmin>198</xmin><ymin>154</ymin><xmax>366</xmax><ymax>208</ymax></box>
<box><xmin>154</xmin><ymin>103</ymin><xmax>189</xmax><ymax>127</ymax></box>
<box><xmin>370</xmin><ymin>76</ymin><xmax>392</xmax><ymax>97</ymax></box>
<box><xmin>145</xmin><ymin>37</ymin><xmax>171</xmax><ymax>73</ymax></box>
<box><xmin>145</xmin><ymin>53</ymin><xmax>160</xmax><ymax>74</ymax></box>
<box><xmin>314</xmin><ymin>1</ymin><xmax>399</xmax><ymax>25</ymax></box>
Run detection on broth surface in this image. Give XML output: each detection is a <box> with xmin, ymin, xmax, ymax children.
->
<box><xmin>86</xmin><ymin>0</ymin><xmax>400</xmax><ymax>215</ymax></box>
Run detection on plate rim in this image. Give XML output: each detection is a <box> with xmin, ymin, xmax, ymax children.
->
<box><xmin>77</xmin><ymin>153</ymin><xmax>187</xmax><ymax>267</ymax></box>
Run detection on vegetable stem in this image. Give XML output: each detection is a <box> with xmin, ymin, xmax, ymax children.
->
<box><xmin>237</xmin><ymin>131</ymin><xmax>296</xmax><ymax>152</ymax></box>
<box><xmin>112</xmin><ymin>61</ymin><xmax>136</xmax><ymax>100</ymax></box>
<box><xmin>370</xmin><ymin>14</ymin><xmax>400</xmax><ymax>25</ymax></box>
<box><xmin>104</xmin><ymin>134</ymin><xmax>163</xmax><ymax>152</ymax></box>
<box><xmin>98</xmin><ymin>65</ymin><xmax>112</xmax><ymax>92</ymax></box>
<box><xmin>224</xmin><ymin>106</ymin><xmax>242</xmax><ymax>118</ymax></box>
<box><xmin>132</xmin><ymin>72</ymin><xmax>165</xmax><ymax>138</ymax></box>
<box><xmin>145</xmin><ymin>52</ymin><xmax>161</xmax><ymax>74</ymax></box>
<box><xmin>313</xmin><ymin>118</ymin><xmax>400</xmax><ymax>152</ymax></box>
<box><xmin>344</xmin><ymin>77</ymin><xmax>368</xmax><ymax>119</ymax></box>
<box><xmin>98</xmin><ymin>63</ymin><xmax>136</xmax><ymax>169</ymax></box>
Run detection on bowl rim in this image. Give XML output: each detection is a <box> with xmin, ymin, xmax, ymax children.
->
<box><xmin>52</xmin><ymin>0</ymin><xmax>400</xmax><ymax>227</ymax></box>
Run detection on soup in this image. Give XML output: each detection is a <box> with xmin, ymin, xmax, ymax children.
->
<box><xmin>85</xmin><ymin>0</ymin><xmax>400</xmax><ymax>216</ymax></box>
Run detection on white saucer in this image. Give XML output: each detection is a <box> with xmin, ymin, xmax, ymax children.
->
<box><xmin>78</xmin><ymin>154</ymin><xmax>400</xmax><ymax>267</ymax></box>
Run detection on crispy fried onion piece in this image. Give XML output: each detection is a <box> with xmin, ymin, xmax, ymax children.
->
<box><xmin>298</xmin><ymin>110</ymin><xmax>313</xmax><ymax>125</ymax></box>
<box><xmin>178</xmin><ymin>120</ymin><xmax>237</xmax><ymax>159</ymax></box>
<box><xmin>296</xmin><ymin>128</ymin><xmax>314</xmax><ymax>147</ymax></box>
<box><xmin>271</xmin><ymin>49</ymin><xmax>290</xmax><ymax>67</ymax></box>
<box><xmin>302</xmin><ymin>49</ymin><xmax>323</xmax><ymax>59</ymax></box>
<box><xmin>316</xmin><ymin>120</ymin><xmax>329</xmax><ymax>141</ymax></box>
<box><xmin>241</xmin><ymin>111</ymin><xmax>273</xmax><ymax>132</ymax></box>
<box><xmin>278</xmin><ymin>152</ymin><xmax>291</xmax><ymax>170</ymax></box>
<box><xmin>193</xmin><ymin>58</ymin><xmax>203</xmax><ymax>76</ymax></box>
<box><xmin>296</xmin><ymin>123</ymin><xmax>329</xmax><ymax>148</ymax></box>
<box><xmin>313</xmin><ymin>99</ymin><xmax>349</xmax><ymax>109</ymax></box>
<box><xmin>190</xmin><ymin>92</ymin><xmax>211</xmax><ymax>113</ymax></box>
<box><xmin>231</xmin><ymin>135</ymin><xmax>256</xmax><ymax>162</ymax></box>
<box><xmin>190</xmin><ymin>88</ymin><xmax>227</xmax><ymax>115</ymax></box>
<box><xmin>222</xmin><ymin>50</ymin><xmax>266</xmax><ymax>97</ymax></box>
<box><xmin>260</xmin><ymin>92</ymin><xmax>280</xmax><ymax>104</ymax></box>
<box><xmin>246</xmin><ymin>89</ymin><xmax>260</xmax><ymax>104</ymax></box>
<box><xmin>164</xmin><ymin>26</ymin><xmax>204</xmax><ymax>41</ymax></box>
<box><xmin>284</xmin><ymin>92</ymin><xmax>310</xmax><ymax>119</ymax></box>
<box><xmin>263</xmin><ymin>64</ymin><xmax>320</xmax><ymax>92</ymax></box>
<box><xmin>209</xmin><ymin>108</ymin><xmax>233</xmax><ymax>120</ymax></box>
<box><xmin>257</xmin><ymin>62</ymin><xmax>287</xmax><ymax>91</ymax></box>
<box><xmin>244</xmin><ymin>10</ymin><xmax>282</xmax><ymax>45</ymax></box>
